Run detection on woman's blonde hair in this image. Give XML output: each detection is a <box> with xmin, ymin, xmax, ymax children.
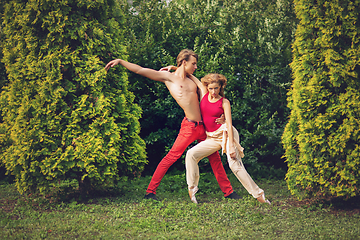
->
<box><xmin>201</xmin><ymin>73</ymin><xmax>227</xmax><ymax>97</ymax></box>
<box><xmin>176</xmin><ymin>49</ymin><xmax>198</xmax><ymax>67</ymax></box>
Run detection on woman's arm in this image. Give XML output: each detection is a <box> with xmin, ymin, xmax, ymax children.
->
<box><xmin>223</xmin><ymin>98</ymin><xmax>236</xmax><ymax>159</ymax></box>
<box><xmin>188</xmin><ymin>74</ymin><xmax>207</xmax><ymax>100</ymax></box>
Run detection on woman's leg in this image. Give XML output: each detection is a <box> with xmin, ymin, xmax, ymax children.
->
<box><xmin>226</xmin><ymin>127</ymin><xmax>265</xmax><ymax>199</ymax></box>
<box><xmin>197</xmin><ymin>129</ymin><xmax>234</xmax><ymax>197</ymax></box>
<box><xmin>186</xmin><ymin>139</ymin><xmax>221</xmax><ymax>191</ymax></box>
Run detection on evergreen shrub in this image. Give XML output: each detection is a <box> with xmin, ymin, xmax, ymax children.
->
<box><xmin>282</xmin><ymin>0</ymin><xmax>360</xmax><ymax>198</ymax></box>
<box><xmin>0</xmin><ymin>4</ymin><xmax>8</xmax><ymax>181</ymax></box>
<box><xmin>0</xmin><ymin>0</ymin><xmax>147</xmax><ymax>194</ymax></box>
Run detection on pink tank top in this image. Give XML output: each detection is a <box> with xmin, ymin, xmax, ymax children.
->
<box><xmin>200</xmin><ymin>92</ymin><xmax>224</xmax><ymax>132</ymax></box>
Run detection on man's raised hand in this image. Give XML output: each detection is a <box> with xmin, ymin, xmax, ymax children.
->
<box><xmin>105</xmin><ymin>59</ymin><xmax>121</xmax><ymax>71</ymax></box>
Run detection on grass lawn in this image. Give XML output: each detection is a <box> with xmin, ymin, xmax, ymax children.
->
<box><xmin>1</xmin><ymin>172</ymin><xmax>359</xmax><ymax>239</ymax></box>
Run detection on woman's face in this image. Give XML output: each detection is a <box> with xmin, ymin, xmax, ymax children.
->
<box><xmin>207</xmin><ymin>82</ymin><xmax>221</xmax><ymax>99</ymax></box>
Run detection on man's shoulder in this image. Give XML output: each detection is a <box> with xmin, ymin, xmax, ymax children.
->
<box><xmin>162</xmin><ymin>71</ymin><xmax>177</xmax><ymax>82</ymax></box>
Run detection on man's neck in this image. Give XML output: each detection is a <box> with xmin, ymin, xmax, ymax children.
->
<box><xmin>174</xmin><ymin>66</ymin><xmax>187</xmax><ymax>80</ymax></box>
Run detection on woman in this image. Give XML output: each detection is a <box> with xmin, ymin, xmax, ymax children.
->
<box><xmin>186</xmin><ymin>73</ymin><xmax>271</xmax><ymax>205</ymax></box>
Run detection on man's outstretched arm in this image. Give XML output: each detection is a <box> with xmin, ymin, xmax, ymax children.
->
<box><xmin>105</xmin><ymin>59</ymin><xmax>170</xmax><ymax>83</ymax></box>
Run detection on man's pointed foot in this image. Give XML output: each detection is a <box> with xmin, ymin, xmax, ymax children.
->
<box><xmin>225</xmin><ymin>191</ymin><xmax>242</xmax><ymax>200</ymax></box>
<box><xmin>144</xmin><ymin>193</ymin><xmax>159</xmax><ymax>201</ymax></box>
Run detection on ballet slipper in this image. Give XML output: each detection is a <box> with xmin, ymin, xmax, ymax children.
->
<box><xmin>188</xmin><ymin>186</ymin><xmax>199</xmax><ymax>204</ymax></box>
<box><xmin>257</xmin><ymin>193</ymin><xmax>271</xmax><ymax>205</ymax></box>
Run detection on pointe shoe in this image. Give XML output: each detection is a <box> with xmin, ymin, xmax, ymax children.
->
<box><xmin>257</xmin><ymin>193</ymin><xmax>271</xmax><ymax>205</ymax></box>
<box><xmin>188</xmin><ymin>186</ymin><xmax>199</xmax><ymax>204</ymax></box>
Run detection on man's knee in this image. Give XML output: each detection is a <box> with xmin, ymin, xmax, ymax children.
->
<box><xmin>208</xmin><ymin>151</ymin><xmax>221</xmax><ymax>163</ymax></box>
<box><xmin>160</xmin><ymin>152</ymin><xmax>181</xmax><ymax>168</ymax></box>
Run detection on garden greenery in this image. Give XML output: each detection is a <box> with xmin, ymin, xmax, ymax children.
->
<box><xmin>124</xmin><ymin>0</ymin><xmax>297</xmax><ymax>174</ymax></box>
<box><xmin>282</xmin><ymin>0</ymin><xmax>360</xmax><ymax>198</ymax></box>
<box><xmin>0</xmin><ymin>0</ymin><xmax>147</xmax><ymax>194</ymax></box>
<box><xmin>2</xmin><ymin>0</ymin><xmax>358</xmax><ymax>200</ymax></box>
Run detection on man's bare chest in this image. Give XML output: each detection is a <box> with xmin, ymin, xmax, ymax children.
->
<box><xmin>166</xmin><ymin>80</ymin><xmax>197</xmax><ymax>98</ymax></box>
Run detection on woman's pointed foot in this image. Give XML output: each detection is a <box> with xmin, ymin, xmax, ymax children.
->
<box><xmin>188</xmin><ymin>186</ymin><xmax>199</xmax><ymax>204</ymax></box>
<box><xmin>257</xmin><ymin>193</ymin><xmax>271</xmax><ymax>205</ymax></box>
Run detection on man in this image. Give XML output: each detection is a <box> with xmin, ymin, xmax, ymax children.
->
<box><xmin>105</xmin><ymin>49</ymin><xmax>241</xmax><ymax>201</ymax></box>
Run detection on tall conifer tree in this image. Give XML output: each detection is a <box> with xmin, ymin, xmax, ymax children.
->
<box><xmin>0</xmin><ymin>0</ymin><xmax>147</xmax><ymax>194</ymax></box>
<box><xmin>282</xmin><ymin>0</ymin><xmax>360</xmax><ymax>198</ymax></box>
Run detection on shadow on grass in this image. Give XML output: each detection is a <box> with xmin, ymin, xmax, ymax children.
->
<box><xmin>286</xmin><ymin>195</ymin><xmax>360</xmax><ymax>216</ymax></box>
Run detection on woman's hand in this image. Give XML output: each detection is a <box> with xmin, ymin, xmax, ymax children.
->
<box><xmin>160</xmin><ymin>65</ymin><xmax>177</xmax><ymax>72</ymax></box>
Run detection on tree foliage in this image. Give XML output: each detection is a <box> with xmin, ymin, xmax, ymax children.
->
<box><xmin>0</xmin><ymin>0</ymin><xmax>147</xmax><ymax>194</ymax></box>
<box><xmin>0</xmin><ymin>2</ymin><xmax>8</xmax><ymax>181</ymax></box>
<box><xmin>0</xmin><ymin>3</ymin><xmax>7</xmax><ymax>91</ymax></box>
<box><xmin>123</xmin><ymin>0</ymin><xmax>297</xmax><ymax>174</ymax></box>
<box><xmin>282</xmin><ymin>0</ymin><xmax>360</xmax><ymax>198</ymax></box>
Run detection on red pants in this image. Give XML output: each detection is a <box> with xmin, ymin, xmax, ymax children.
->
<box><xmin>146</xmin><ymin>117</ymin><xmax>234</xmax><ymax>196</ymax></box>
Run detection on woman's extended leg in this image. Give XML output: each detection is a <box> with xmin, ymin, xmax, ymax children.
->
<box><xmin>226</xmin><ymin>127</ymin><xmax>269</xmax><ymax>204</ymax></box>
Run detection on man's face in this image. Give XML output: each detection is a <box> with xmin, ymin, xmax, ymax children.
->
<box><xmin>183</xmin><ymin>56</ymin><xmax>198</xmax><ymax>75</ymax></box>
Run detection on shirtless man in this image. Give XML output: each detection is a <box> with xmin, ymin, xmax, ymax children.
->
<box><xmin>105</xmin><ymin>49</ymin><xmax>241</xmax><ymax>201</ymax></box>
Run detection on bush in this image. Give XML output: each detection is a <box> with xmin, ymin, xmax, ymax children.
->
<box><xmin>282</xmin><ymin>0</ymin><xmax>360</xmax><ymax>199</ymax></box>
<box><xmin>124</xmin><ymin>0</ymin><xmax>297</xmax><ymax>174</ymax></box>
<box><xmin>0</xmin><ymin>0</ymin><xmax>147</xmax><ymax>195</ymax></box>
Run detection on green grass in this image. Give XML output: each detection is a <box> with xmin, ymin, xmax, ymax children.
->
<box><xmin>1</xmin><ymin>172</ymin><xmax>359</xmax><ymax>239</ymax></box>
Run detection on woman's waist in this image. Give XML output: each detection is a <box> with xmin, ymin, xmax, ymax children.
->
<box><xmin>206</xmin><ymin>124</ymin><xmax>226</xmax><ymax>138</ymax></box>
<box><xmin>203</xmin><ymin>118</ymin><xmax>222</xmax><ymax>132</ymax></box>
